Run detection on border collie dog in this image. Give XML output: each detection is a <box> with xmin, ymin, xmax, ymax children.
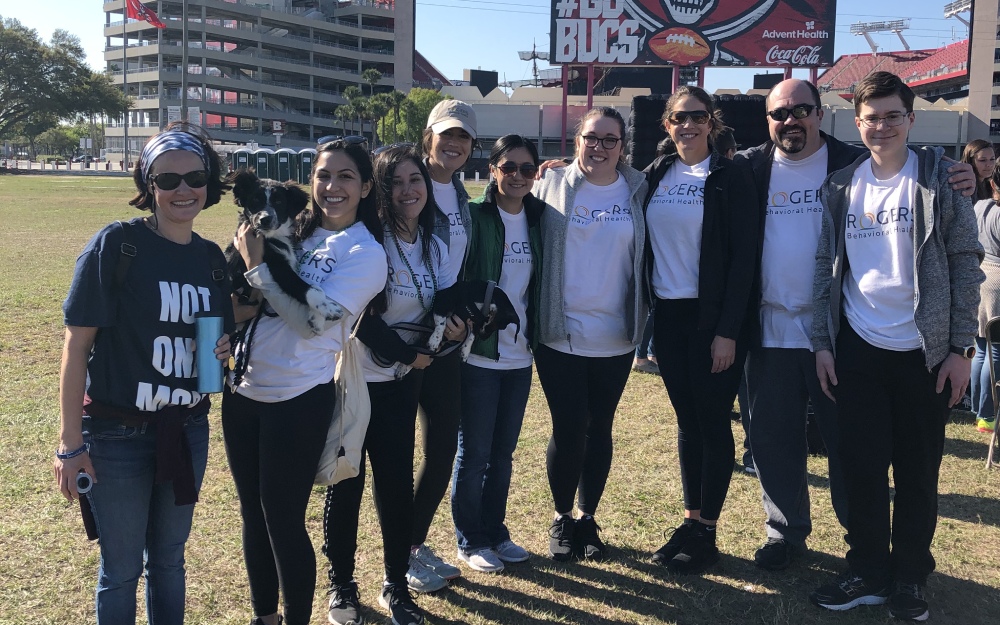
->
<box><xmin>225</xmin><ymin>169</ymin><xmax>343</xmax><ymax>336</ymax></box>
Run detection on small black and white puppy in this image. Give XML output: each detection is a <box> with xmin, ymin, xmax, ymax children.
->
<box><xmin>427</xmin><ymin>279</ymin><xmax>520</xmax><ymax>358</ymax></box>
<box><xmin>225</xmin><ymin>169</ymin><xmax>343</xmax><ymax>336</ymax></box>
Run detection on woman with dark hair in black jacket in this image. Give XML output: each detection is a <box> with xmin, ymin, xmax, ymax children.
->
<box><xmin>643</xmin><ymin>86</ymin><xmax>758</xmax><ymax>575</ymax></box>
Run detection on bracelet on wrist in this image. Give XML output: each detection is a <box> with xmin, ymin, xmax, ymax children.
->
<box><xmin>56</xmin><ymin>443</ymin><xmax>89</xmax><ymax>460</ymax></box>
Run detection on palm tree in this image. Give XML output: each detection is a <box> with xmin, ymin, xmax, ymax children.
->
<box><xmin>342</xmin><ymin>86</ymin><xmax>365</xmax><ymax>139</ymax></box>
<box><xmin>387</xmin><ymin>90</ymin><xmax>407</xmax><ymax>143</ymax></box>
<box><xmin>367</xmin><ymin>93</ymin><xmax>391</xmax><ymax>148</ymax></box>
<box><xmin>361</xmin><ymin>68</ymin><xmax>383</xmax><ymax>98</ymax></box>
<box><xmin>335</xmin><ymin>104</ymin><xmax>355</xmax><ymax>136</ymax></box>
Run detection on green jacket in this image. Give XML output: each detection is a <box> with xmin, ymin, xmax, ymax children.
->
<box><xmin>464</xmin><ymin>183</ymin><xmax>544</xmax><ymax>360</ymax></box>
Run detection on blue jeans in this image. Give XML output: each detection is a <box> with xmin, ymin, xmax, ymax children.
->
<box><xmin>84</xmin><ymin>413</ymin><xmax>210</xmax><ymax>625</ymax></box>
<box><xmin>971</xmin><ymin>336</ymin><xmax>1000</xmax><ymax>423</ymax></box>
<box><xmin>451</xmin><ymin>363</ymin><xmax>532</xmax><ymax>552</ymax></box>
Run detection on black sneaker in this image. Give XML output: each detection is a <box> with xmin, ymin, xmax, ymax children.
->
<box><xmin>887</xmin><ymin>582</ymin><xmax>929</xmax><ymax>621</ymax></box>
<box><xmin>548</xmin><ymin>515</ymin><xmax>575</xmax><ymax>561</ymax></box>
<box><xmin>753</xmin><ymin>538</ymin><xmax>801</xmax><ymax>571</ymax></box>
<box><xmin>328</xmin><ymin>580</ymin><xmax>364</xmax><ymax>625</ymax></box>
<box><xmin>574</xmin><ymin>515</ymin><xmax>606</xmax><ymax>560</ymax></box>
<box><xmin>378</xmin><ymin>583</ymin><xmax>424</xmax><ymax>625</ymax></box>
<box><xmin>665</xmin><ymin>524</ymin><xmax>719</xmax><ymax>574</ymax></box>
<box><xmin>651</xmin><ymin>522</ymin><xmax>697</xmax><ymax>565</ymax></box>
<box><xmin>810</xmin><ymin>572</ymin><xmax>889</xmax><ymax>611</ymax></box>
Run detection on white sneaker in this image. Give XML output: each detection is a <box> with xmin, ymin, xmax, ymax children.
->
<box><xmin>405</xmin><ymin>554</ymin><xmax>448</xmax><ymax>594</ymax></box>
<box><xmin>457</xmin><ymin>548</ymin><xmax>505</xmax><ymax>573</ymax></box>
<box><xmin>493</xmin><ymin>539</ymin><xmax>530</xmax><ymax>563</ymax></box>
<box><xmin>412</xmin><ymin>544</ymin><xmax>461</xmax><ymax>580</ymax></box>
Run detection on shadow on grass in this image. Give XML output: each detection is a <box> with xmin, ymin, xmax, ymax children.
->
<box><xmin>938</xmin><ymin>492</ymin><xmax>1000</xmax><ymax>527</ymax></box>
<box><xmin>942</xmin><ymin>435</ymin><xmax>990</xmax><ymax>462</ymax></box>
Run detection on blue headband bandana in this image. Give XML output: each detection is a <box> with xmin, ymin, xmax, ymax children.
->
<box><xmin>139</xmin><ymin>131</ymin><xmax>212</xmax><ymax>184</ymax></box>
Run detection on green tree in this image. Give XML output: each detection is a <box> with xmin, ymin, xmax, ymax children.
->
<box><xmin>383</xmin><ymin>90</ymin><xmax>408</xmax><ymax>144</ymax></box>
<box><xmin>367</xmin><ymin>93</ymin><xmax>391</xmax><ymax>148</ymax></box>
<box><xmin>392</xmin><ymin>88</ymin><xmax>448</xmax><ymax>143</ymax></box>
<box><xmin>361</xmin><ymin>68</ymin><xmax>383</xmax><ymax>98</ymax></box>
<box><xmin>37</xmin><ymin>125</ymin><xmax>77</xmax><ymax>157</ymax></box>
<box><xmin>335</xmin><ymin>104</ymin><xmax>356</xmax><ymax>136</ymax></box>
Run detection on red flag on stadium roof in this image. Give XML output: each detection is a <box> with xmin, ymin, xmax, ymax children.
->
<box><xmin>125</xmin><ymin>0</ymin><xmax>167</xmax><ymax>29</ymax></box>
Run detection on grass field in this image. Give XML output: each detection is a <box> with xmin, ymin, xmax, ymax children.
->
<box><xmin>0</xmin><ymin>173</ymin><xmax>997</xmax><ymax>625</ymax></box>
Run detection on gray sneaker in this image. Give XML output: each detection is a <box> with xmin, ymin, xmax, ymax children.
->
<box><xmin>405</xmin><ymin>554</ymin><xmax>448</xmax><ymax>594</ymax></box>
<box><xmin>327</xmin><ymin>580</ymin><xmax>364</xmax><ymax>625</ymax></box>
<box><xmin>412</xmin><ymin>543</ymin><xmax>461</xmax><ymax>580</ymax></box>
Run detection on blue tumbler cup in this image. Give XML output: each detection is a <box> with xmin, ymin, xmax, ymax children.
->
<box><xmin>195</xmin><ymin>312</ymin><xmax>225</xmax><ymax>394</ymax></box>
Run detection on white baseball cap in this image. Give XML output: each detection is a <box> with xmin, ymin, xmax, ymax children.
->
<box><xmin>426</xmin><ymin>100</ymin><xmax>477</xmax><ymax>139</ymax></box>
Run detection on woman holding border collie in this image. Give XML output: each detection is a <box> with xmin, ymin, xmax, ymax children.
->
<box><xmin>533</xmin><ymin>106</ymin><xmax>649</xmax><ymax>561</ymax></box>
<box><xmin>402</xmin><ymin>99</ymin><xmax>478</xmax><ymax>590</ymax></box>
<box><xmin>450</xmin><ymin>134</ymin><xmax>544</xmax><ymax>572</ymax></box>
<box><xmin>225</xmin><ymin>139</ymin><xmax>388</xmax><ymax>625</ymax></box>
<box><xmin>644</xmin><ymin>86</ymin><xmax>757</xmax><ymax>574</ymax></box>
<box><xmin>323</xmin><ymin>145</ymin><xmax>460</xmax><ymax>625</ymax></box>
<box><xmin>55</xmin><ymin>122</ymin><xmax>234</xmax><ymax>625</ymax></box>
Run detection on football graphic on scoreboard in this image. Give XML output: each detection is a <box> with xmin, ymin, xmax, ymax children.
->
<box><xmin>648</xmin><ymin>27</ymin><xmax>711</xmax><ymax>64</ymax></box>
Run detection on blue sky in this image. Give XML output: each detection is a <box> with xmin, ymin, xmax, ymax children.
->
<box><xmin>1</xmin><ymin>1</ymin><xmax>971</xmax><ymax>93</ymax></box>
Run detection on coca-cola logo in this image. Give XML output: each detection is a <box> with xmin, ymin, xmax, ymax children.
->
<box><xmin>765</xmin><ymin>45</ymin><xmax>822</xmax><ymax>65</ymax></box>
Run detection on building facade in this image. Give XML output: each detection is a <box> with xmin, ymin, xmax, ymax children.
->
<box><xmin>103</xmin><ymin>0</ymin><xmax>414</xmax><ymax>159</ymax></box>
<box><xmin>967</xmin><ymin>0</ymin><xmax>1000</xmax><ymax>140</ymax></box>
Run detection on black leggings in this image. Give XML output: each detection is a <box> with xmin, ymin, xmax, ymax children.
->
<box><xmin>221</xmin><ymin>381</ymin><xmax>334</xmax><ymax>625</ymax></box>
<box><xmin>412</xmin><ymin>349</ymin><xmax>462</xmax><ymax>545</ymax></box>
<box><xmin>324</xmin><ymin>372</ymin><xmax>423</xmax><ymax>587</ymax></box>
<box><xmin>654</xmin><ymin>298</ymin><xmax>746</xmax><ymax>522</ymax></box>
<box><xmin>535</xmin><ymin>344</ymin><xmax>633</xmax><ymax>515</ymax></box>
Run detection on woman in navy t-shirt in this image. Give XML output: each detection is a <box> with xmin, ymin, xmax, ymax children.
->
<box><xmin>55</xmin><ymin>123</ymin><xmax>234</xmax><ymax>625</ymax></box>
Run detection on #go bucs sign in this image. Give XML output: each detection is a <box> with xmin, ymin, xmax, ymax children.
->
<box><xmin>550</xmin><ymin>0</ymin><xmax>836</xmax><ymax>67</ymax></box>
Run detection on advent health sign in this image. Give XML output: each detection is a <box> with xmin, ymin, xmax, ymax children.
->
<box><xmin>551</xmin><ymin>0</ymin><xmax>836</xmax><ymax>67</ymax></box>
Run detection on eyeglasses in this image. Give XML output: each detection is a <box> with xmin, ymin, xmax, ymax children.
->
<box><xmin>858</xmin><ymin>112</ymin><xmax>910</xmax><ymax>128</ymax></box>
<box><xmin>580</xmin><ymin>135</ymin><xmax>622</xmax><ymax>149</ymax></box>
<box><xmin>666</xmin><ymin>110</ymin><xmax>711</xmax><ymax>126</ymax></box>
<box><xmin>767</xmin><ymin>104</ymin><xmax>816</xmax><ymax>122</ymax></box>
<box><xmin>496</xmin><ymin>162</ymin><xmax>538</xmax><ymax>178</ymax></box>
<box><xmin>151</xmin><ymin>170</ymin><xmax>208</xmax><ymax>190</ymax></box>
<box><xmin>373</xmin><ymin>142</ymin><xmax>416</xmax><ymax>156</ymax></box>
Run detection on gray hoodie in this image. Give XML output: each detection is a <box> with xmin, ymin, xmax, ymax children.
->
<box><xmin>811</xmin><ymin>146</ymin><xmax>984</xmax><ymax>369</ymax></box>
<box><xmin>533</xmin><ymin>161</ymin><xmax>649</xmax><ymax>348</ymax></box>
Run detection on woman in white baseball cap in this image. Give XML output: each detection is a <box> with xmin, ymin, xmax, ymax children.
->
<box><xmin>402</xmin><ymin>99</ymin><xmax>479</xmax><ymax>592</ymax></box>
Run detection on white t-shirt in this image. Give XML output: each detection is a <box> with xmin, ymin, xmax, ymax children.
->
<box><xmin>843</xmin><ymin>150</ymin><xmax>921</xmax><ymax>351</ymax></box>
<box><xmin>760</xmin><ymin>144</ymin><xmax>828</xmax><ymax>349</ymax></box>
<box><xmin>468</xmin><ymin>208</ymin><xmax>534</xmax><ymax>370</ymax></box>
<box><xmin>646</xmin><ymin>155</ymin><xmax>710</xmax><ymax>299</ymax></box>
<box><xmin>546</xmin><ymin>175</ymin><xmax>636</xmax><ymax>357</ymax></box>
<box><xmin>235</xmin><ymin>222</ymin><xmax>388</xmax><ymax>402</ymax></box>
<box><xmin>364</xmin><ymin>229</ymin><xmax>456</xmax><ymax>382</ymax></box>
<box><xmin>432</xmin><ymin>179</ymin><xmax>468</xmax><ymax>273</ymax></box>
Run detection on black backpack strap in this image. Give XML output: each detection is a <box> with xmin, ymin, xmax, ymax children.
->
<box><xmin>206</xmin><ymin>241</ymin><xmax>227</xmax><ymax>283</ymax></box>
<box><xmin>115</xmin><ymin>220</ymin><xmax>137</xmax><ymax>289</ymax></box>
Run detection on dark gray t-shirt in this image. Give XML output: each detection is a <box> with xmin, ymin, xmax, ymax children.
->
<box><xmin>63</xmin><ymin>218</ymin><xmax>235</xmax><ymax>412</ymax></box>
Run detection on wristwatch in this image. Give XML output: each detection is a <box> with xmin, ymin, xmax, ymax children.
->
<box><xmin>950</xmin><ymin>345</ymin><xmax>976</xmax><ymax>358</ymax></box>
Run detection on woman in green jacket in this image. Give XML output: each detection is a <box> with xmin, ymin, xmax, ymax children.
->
<box><xmin>450</xmin><ymin>134</ymin><xmax>543</xmax><ymax>572</ymax></box>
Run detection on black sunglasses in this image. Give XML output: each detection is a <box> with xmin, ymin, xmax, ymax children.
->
<box><xmin>497</xmin><ymin>162</ymin><xmax>538</xmax><ymax>177</ymax></box>
<box><xmin>373</xmin><ymin>142</ymin><xmax>416</xmax><ymax>156</ymax></box>
<box><xmin>151</xmin><ymin>170</ymin><xmax>209</xmax><ymax>190</ymax></box>
<box><xmin>666</xmin><ymin>110</ymin><xmax>711</xmax><ymax>125</ymax></box>
<box><xmin>767</xmin><ymin>104</ymin><xmax>816</xmax><ymax>122</ymax></box>
<box><xmin>317</xmin><ymin>135</ymin><xmax>368</xmax><ymax>147</ymax></box>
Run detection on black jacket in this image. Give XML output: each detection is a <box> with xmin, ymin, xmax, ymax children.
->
<box><xmin>734</xmin><ymin>131</ymin><xmax>866</xmax><ymax>346</ymax></box>
<box><xmin>642</xmin><ymin>151</ymin><xmax>759</xmax><ymax>340</ymax></box>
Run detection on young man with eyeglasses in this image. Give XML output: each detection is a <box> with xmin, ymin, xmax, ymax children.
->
<box><xmin>734</xmin><ymin>79</ymin><xmax>977</xmax><ymax>576</ymax></box>
<box><xmin>809</xmin><ymin>71</ymin><xmax>984</xmax><ymax>621</ymax></box>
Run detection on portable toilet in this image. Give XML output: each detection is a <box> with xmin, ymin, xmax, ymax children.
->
<box><xmin>231</xmin><ymin>149</ymin><xmax>251</xmax><ymax>172</ymax></box>
<box><xmin>275</xmin><ymin>148</ymin><xmax>298</xmax><ymax>182</ymax></box>
<box><xmin>297</xmin><ymin>148</ymin><xmax>316</xmax><ymax>184</ymax></box>
<box><xmin>252</xmin><ymin>148</ymin><xmax>276</xmax><ymax>179</ymax></box>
